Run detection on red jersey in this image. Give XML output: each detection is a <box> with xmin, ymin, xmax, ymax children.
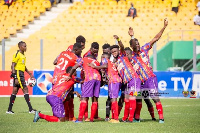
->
<box><xmin>66</xmin><ymin>45</ymin><xmax>73</xmax><ymax>52</ymax></box>
<box><xmin>78</xmin><ymin>57</ymin><xmax>101</xmax><ymax>82</ymax></box>
<box><xmin>48</xmin><ymin>73</ymin><xmax>75</xmax><ymax>102</ymax></box>
<box><xmin>102</xmin><ymin>58</ymin><xmax>121</xmax><ymax>84</ymax></box>
<box><xmin>53</xmin><ymin>51</ymin><xmax>80</xmax><ymax>84</ymax></box>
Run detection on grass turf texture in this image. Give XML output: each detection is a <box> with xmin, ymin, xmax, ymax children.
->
<box><xmin>0</xmin><ymin>97</ymin><xmax>200</xmax><ymax>133</ymax></box>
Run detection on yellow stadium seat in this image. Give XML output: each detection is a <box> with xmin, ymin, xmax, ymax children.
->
<box><xmin>42</xmin><ymin>0</ymin><xmax>51</xmax><ymax>9</ymax></box>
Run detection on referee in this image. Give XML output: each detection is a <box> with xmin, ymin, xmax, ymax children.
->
<box><xmin>6</xmin><ymin>41</ymin><xmax>36</xmax><ymax>114</ymax></box>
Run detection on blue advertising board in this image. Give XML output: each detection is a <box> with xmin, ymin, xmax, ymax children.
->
<box><xmin>33</xmin><ymin>70</ymin><xmax>200</xmax><ymax>97</ymax></box>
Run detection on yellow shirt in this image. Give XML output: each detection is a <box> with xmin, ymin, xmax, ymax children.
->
<box><xmin>12</xmin><ymin>50</ymin><xmax>26</xmax><ymax>72</ymax></box>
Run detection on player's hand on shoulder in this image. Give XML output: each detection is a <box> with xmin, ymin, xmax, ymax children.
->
<box><xmin>128</xmin><ymin>27</ymin><xmax>134</xmax><ymax>36</ymax></box>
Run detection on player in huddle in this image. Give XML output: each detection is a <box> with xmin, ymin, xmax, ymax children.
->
<box><xmin>33</xmin><ymin>66</ymin><xmax>81</xmax><ymax>122</ymax></box>
<box><xmin>127</xmin><ymin>18</ymin><xmax>168</xmax><ymax>123</ymax></box>
<box><xmin>88</xmin><ymin>52</ymin><xmax>122</xmax><ymax>123</ymax></box>
<box><xmin>67</xmin><ymin>42</ymin><xmax>101</xmax><ymax>122</ymax></box>
<box><xmin>110</xmin><ymin>44</ymin><xmax>141</xmax><ymax>122</ymax></box>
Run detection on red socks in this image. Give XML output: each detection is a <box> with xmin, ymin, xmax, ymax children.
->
<box><xmin>63</xmin><ymin>101</ymin><xmax>69</xmax><ymax>120</ymax></box>
<box><xmin>148</xmin><ymin>107</ymin><xmax>155</xmax><ymax>119</ymax></box>
<box><xmin>94</xmin><ymin>103</ymin><xmax>99</xmax><ymax>118</ymax></box>
<box><xmin>122</xmin><ymin>99</ymin><xmax>130</xmax><ymax>121</ymax></box>
<box><xmin>156</xmin><ymin>101</ymin><xmax>164</xmax><ymax>119</ymax></box>
<box><xmin>90</xmin><ymin>102</ymin><xmax>98</xmax><ymax>122</ymax></box>
<box><xmin>68</xmin><ymin>98</ymin><xmax>74</xmax><ymax>119</ymax></box>
<box><xmin>84</xmin><ymin>100</ymin><xmax>88</xmax><ymax>119</ymax></box>
<box><xmin>128</xmin><ymin>99</ymin><xmax>136</xmax><ymax>122</ymax></box>
<box><xmin>111</xmin><ymin>101</ymin><xmax>119</xmax><ymax>120</ymax></box>
<box><xmin>39</xmin><ymin>113</ymin><xmax>59</xmax><ymax>122</ymax></box>
<box><xmin>134</xmin><ymin>102</ymin><xmax>142</xmax><ymax>119</ymax></box>
<box><xmin>78</xmin><ymin>101</ymin><xmax>87</xmax><ymax>121</ymax></box>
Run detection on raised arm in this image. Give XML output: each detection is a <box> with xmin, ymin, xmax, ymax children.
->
<box><xmin>149</xmin><ymin>18</ymin><xmax>168</xmax><ymax>47</ymax></box>
<box><xmin>113</xmin><ymin>35</ymin><xmax>125</xmax><ymax>54</ymax></box>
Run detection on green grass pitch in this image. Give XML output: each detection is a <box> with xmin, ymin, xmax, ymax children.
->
<box><xmin>0</xmin><ymin>97</ymin><xmax>200</xmax><ymax>133</ymax></box>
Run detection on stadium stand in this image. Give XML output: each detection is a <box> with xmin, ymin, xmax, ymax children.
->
<box><xmin>0</xmin><ymin>0</ymin><xmax>51</xmax><ymax>40</ymax></box>
<box><xmin>0</xmin><ymin>0</ymin><xmax>199</xmax><ymax>70</ymax></box>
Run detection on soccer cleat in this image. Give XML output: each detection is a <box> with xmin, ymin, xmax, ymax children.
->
<box><xmin>152</xmin><ymin>118</ymin><xmax>156</xmax><ymax>121</ymax></box>
<box><xmin>6</xmin><ymin>111</ymin><xmax>14</xmax><ymax>114</ymax></box>
<box><xmin>108</xmin><ymin>119</ymin><xmax>120</xmax><ymax>123</ymax></box>
<box><xmin>65</xmin><ymin>117</ymin><xmax>69</xmax><ymax>121</ymax></box>
<box><xmin>69</xmin><ymin>117</ymin><xmax>76</xmax><ymax>121</ymax></box>
<box><xmin>127</xmin><ymin>120</ymin><xmax>133</xmax><ymax>123</ymax></box>
<box><xmin>120</xmin><ymin>119</ymin><xmax>127</xmax><ymax>122</ymax></box>
<box><xmin>33</xmin><ymin>111</ymin><xmax>40</xmax><ymax>122</ymax></box>
<box><xmin>159</xmin><ymin>119</ymin><xmax>164</xmax><ymax>123</ymax></box>
<box><xmin>105</xmin><ymin>118</ymin><xmax>110</xmax><ymax>121</ymax></box>
<box><xmin>84</xmin><ymin>118</ymin><xmax>90</xmax><ymax>122</ymax></box>
<box><xmin>29</xmin><ymin>109</ymin><xmax>36</xmax><ymax>114</ymax></box>
<box><xmin>133</xmin><ymin>119</ymin><xmax>140</xmax><ymax>123</ymax></box>
<box><xmin>74</xmin><ymin>120</ymin><xmax>83</xmax><ymax>123</ymax></box>
<box><xmin>94</xmin><ymin>117</ymin><xmax>103</xmax><ymax>121</ymax></box>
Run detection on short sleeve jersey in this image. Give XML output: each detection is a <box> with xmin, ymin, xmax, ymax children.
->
<box><xmin>12</xmin><ymin>50</ymin><xmax>26</xmax><ymax>72</ymax></box>
<box><xmin>131</xmin><ymin>43</ymin><xmax>156</xmax><ymax>82</ymax></box>
<box><xmin>78</xmin><ymin>57</ymin><xmax>101</xmax><ymax>82</ymax></box>
<box><xmin>53</xmin><ymin>51</ymin><xmax>80</xmax><ymax>84</ymax></box>
<box><xmin>48</xmin><ymin>73</ymin><xmax>75</xmax><ymax>102</ymax></box>
<box><xmin>102</xmin><ymin>58</ymin><xmax>121</xmax><ymax>84</ymax></box>
<box><xmin>116</xmin><ymin>56</ymin><xmax>138</xmax><ymax>84</ymax></box>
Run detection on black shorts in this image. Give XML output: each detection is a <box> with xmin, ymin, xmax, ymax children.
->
<box><xmin>172</xmin><ymin>7</ymin><xmax>178</xmax><ymax>13</ymax></box>
<box><xmin>13</xmin><ymin>70</ymin><xmax>27</xmax><ymax>89</ymax></box>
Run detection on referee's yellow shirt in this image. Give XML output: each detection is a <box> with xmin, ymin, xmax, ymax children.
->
<box><xmin>12</xmin><ymin>50</ymin><xmax>26</xmax><ymax>72</ymax></box>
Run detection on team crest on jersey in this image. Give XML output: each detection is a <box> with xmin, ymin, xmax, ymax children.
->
<box><xmin>37</xmin><ymin>73</ymin><xmax>53</xmax><ymax>93</ymax></box>
<box><xmin>22</xmin><ymin>59</ymin><xmax>24</xmax><ymax>64</ymax></box>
